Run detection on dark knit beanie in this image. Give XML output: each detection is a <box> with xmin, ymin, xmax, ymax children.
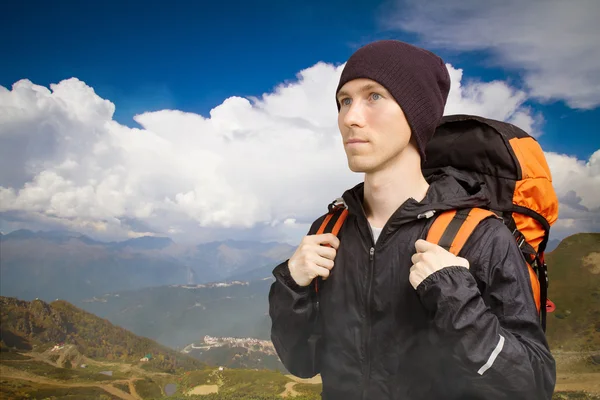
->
<box><xmin>336</xmin><ymin>40</ymin><xmax>451</xmax><ymax>161</ymax></box>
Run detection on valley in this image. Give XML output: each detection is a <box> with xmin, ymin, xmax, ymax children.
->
<box><xmin>0</xmin><ymin>231</ymin><xmax>599</xmax><ymax>398</ymax></box>
<box><xmin>78</xmin><ymin>279</ymin><xmax>274</xmax><ymax>349</ymax></box>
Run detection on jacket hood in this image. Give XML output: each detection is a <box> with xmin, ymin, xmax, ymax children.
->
<box><xmin>342</xmin><ymin>166</ymin><xmax>491</xmax><ymax>230</ymax></box>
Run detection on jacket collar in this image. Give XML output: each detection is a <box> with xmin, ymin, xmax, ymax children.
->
<box><xmin>341</xmin><ymin>166</ymin><xmax>491</xmax><ymax>231</ymax></box>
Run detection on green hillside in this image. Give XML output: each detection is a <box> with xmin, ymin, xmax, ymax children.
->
<box><xmin>0</xmin><ymin>296</ymin><xmax>204</xmax><ymax>373</ymax></box>
<box><xmin>545</xmin><ymin>233</ymin><xmax>600</xmax><ymax>352</ymax></box>
<box><xmin>0</xmin><ymin>296</ymin><xmax>323</xmax><ymax>399</ymax></box>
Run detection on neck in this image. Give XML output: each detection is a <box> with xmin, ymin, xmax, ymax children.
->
<box><xmin>363</xmin><ymin>146</ymin><xmax>429</xmax><ymax>228</ymax></box>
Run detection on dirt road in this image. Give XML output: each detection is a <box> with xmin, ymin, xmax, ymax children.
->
<box><xmin>555</xmin><ymin>372</ymin><xmax>600</xmax><ymax>395</ymax></box>
<box><xmin>1</xmin><ymin>364</ymin><xmax>142</xmax><ymax>400</ymax></box>
<box><xmin>129</xmin><ymin>379</ymin><xmax>141</xmax><ymax>399</ymax></box>
<box><xmin>285</xmin><ymin>374</ymin><xmax>322</xmax><ymax>385</ymax></box>
<box><xmin>280</xmin><ymin>381</ymin><xmax>300</xmax><ymax>397</ymax></box>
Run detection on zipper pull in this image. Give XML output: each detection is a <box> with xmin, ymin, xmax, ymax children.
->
<box><xmin>418</xmin><ymin>210</ymin><xmax>436</xmax><ymax>219</ymax></box>
<box><xmin>370</xmin><ymin>247</ymin><xmax>374</xmax><ymax>260</ymax></box>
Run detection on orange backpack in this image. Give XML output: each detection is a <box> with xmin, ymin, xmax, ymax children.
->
<box><xmin>315</xmin><ymin>114</ymin><xmax>559</xmax><ymax>331</ymax></box>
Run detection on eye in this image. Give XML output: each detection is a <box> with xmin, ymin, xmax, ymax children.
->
<box><xmin>371</xmin><ymin>93</ymin><xmax>381</xmax><ymax>101</ymax></box>
<box><xmin>340</xmin><ymin>98</ymin><xmax>352</xmax><ymax>106</ymax></box>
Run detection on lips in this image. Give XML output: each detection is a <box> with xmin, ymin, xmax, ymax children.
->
<box><xmin>346</xmin><ymin>138</ymin><xmax>368</xmax><ymax>145</ymax></box>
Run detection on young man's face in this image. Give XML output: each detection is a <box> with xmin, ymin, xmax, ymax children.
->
<box><xmin>336</xmin><ymin>78</ymin><xmax>412</xmax><ymax>174</ymax></box>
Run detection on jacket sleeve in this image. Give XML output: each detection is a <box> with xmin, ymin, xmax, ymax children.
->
<box><xmin>268</xmin><ymin>216</ymin><xmax>326</xmax><ymax>378</ymax></box>
<box><xmin>415</xmin><ymin>217</ymin><xmax>556</xmax><ymax>399</ymax></box>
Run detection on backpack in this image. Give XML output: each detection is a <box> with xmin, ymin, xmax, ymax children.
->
<box><xmin>314</xmin><ymin>114</ymin><xmax>559</xmax><ymax>331</ymax></box>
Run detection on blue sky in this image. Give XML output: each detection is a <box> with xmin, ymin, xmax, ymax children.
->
<box><xmin>2</xmin><ymin>0</ymin><xmax>598</xmax><ymax>159</ymax></box>
<box><xmin>1</xmin><ymin>0</ymin><xmax>598</xmax><ymax>243</ymax></box>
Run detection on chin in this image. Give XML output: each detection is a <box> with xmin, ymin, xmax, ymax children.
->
<box><xmin>347</xmin><ymin>160</ymin><xmax>371</xmax><ymax>174</ymax></box>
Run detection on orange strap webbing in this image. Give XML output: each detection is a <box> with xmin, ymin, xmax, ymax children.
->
<box><xmin>426</xmin><ymin>208</ymin><xmax>499</xmax><ymax>255</ymax></box>
<box><xmin>313</xmin><ymin>204</ymin><xmax>544</xmax><ymax>322</ymax></box>
<box><xmin>316</xmin><ymin>207</ymin><xmax>348</xmax><ymax>237</ymax></box>
<box><xmin>313</xmin><ymin>202</ymin><xmax>348</xmax><ymax>293</ymax></box>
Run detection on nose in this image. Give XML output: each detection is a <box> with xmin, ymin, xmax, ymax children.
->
<box><xmin>341</xmin><ymin>101</ymin><xmax>366</xmax><ymax>128</ymax></box>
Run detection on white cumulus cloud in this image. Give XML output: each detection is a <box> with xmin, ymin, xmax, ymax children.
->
<box><xmin>545</xmin><ymin>150</ymin><xmax>600</xmax><ymax>238</ymax></box>
<box><xmin>381</xmin><ymin>0</ymin><xmax>600</xmax><ymax>109</ymax></box>
<box><xmin>0</xmin><ymin>61</ymin><xmax>597</xmax><ymax>244</ymax></box>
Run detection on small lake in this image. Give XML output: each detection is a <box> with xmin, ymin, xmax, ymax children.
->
<box><xmin>164</xmin><ymin>383</ymin><xmax>177</xmax><ymax>397</ymax></box>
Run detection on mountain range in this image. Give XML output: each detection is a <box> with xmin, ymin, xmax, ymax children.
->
<box><xmin>2</xmin><ymin>228</ymin><xmax>597</xmax><ymax>354</ymax></box>
<box><xmin>1</xmin><ymin>232</ymin><xmax>599</xmax><ymax>398</ymax></box>
<box><xmin>0</xmin><ymin>229</ymin><xmax>294</xmax><ymax>303</ymax></box>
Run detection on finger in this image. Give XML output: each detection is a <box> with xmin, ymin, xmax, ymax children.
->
<box><xmin>411</xmin><ymin>253</ymin><xmax>421</xmax><ymax>264</ymax></box>
<box><xmin>313</xmin><ymin>255</ymin><xmax>335</xmax><ymax>270</ymax></box>
<box><xmin>415</xmin><ymin>239</ymin><xmax>435</xmax><ymax>253</ymax></box>
<box><xmin>409</xmin><ymin>268</ymin><xmax>423</xmax><ymax>290</ymax></box>
<box><xmin>410</xmin><ymin>259</ymin><xmax>426</xmax><ymax>271</ymax></box>
<box><xmin>313</xmin><ymin>233</ymin><xmax>340</xmax><ymax>249</ymax></box>
<box><xmin>316</xmin><ymin>245</ymin><xmax>337</xmax><ymax>260</ymax></box>
<box><xmin>409</xmin><ymin>263</ymin><xmax>419</xmax><ymax>275</ymax></box>
<box><xmin>314</xmin><ymin>265</ymin><xmax>331</xmax><ymax>280</ymax></box>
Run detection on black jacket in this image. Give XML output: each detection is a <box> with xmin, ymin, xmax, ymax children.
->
<box><xmin>268</xmin><ymin>170</ymin><xmax>556</xmax><ymax>399</ymax></box>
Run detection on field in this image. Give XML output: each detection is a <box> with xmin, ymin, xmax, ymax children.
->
<box><xmin>0</xmin><ymin>347</ymin><xmax>322</xmax><ymax>399</ymax></box>
<box><xmin>1</xmin><ymin>347</ymin><xmax>600</xmax><ymax>399</ymax></box>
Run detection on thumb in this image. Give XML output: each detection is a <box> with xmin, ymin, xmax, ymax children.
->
<box><xmin>415</xmin><ymin>239</ymin><xmax>435</xmax><ymax>253</ymax></box>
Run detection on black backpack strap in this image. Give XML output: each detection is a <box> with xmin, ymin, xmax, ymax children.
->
<box><xmin>536</xmin><ymin>253</ymin><xmax>550</xmax><ymax>332</ymax></box>
<box><xmin>498</xmin><ymin>212</ymin><xmax>551</xmax><ymax>332</ymax></box>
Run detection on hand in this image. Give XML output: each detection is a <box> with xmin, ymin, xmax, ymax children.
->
<box><xmin>409</xmin><ymin>239</ymin><xmax>469</xmax><ymax>289</ymax></box>
<box><xmin>288</xmin><ymin>234</ymin><xmax>340</xmax><ymax>287</ymax></box>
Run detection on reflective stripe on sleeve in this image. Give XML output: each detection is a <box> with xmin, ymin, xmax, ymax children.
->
<box><xmin>477</xmin><ymin>335</ymin><xmax>505</xmax><ymax>375</ymax></box>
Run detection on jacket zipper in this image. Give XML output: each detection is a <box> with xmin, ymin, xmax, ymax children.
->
<box><xmin>354</xmin><ymin>198</ymin><xmax>434</xmax><ymax>398</ymax></box>
<box><xmin>362</xmin><ymin>246</ymin><xmax>375</xmax><ymax>399</ymax></box>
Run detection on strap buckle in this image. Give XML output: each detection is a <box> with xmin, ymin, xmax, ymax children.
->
<box><xmin>328</xmin><ymin>197</ymin><xmax>347</xmax><ymax>212</ymax></box>
<box><xmin>512</xmin><ymin>228</ymin><xmax>526</xmax><ymax>249</ymax></box>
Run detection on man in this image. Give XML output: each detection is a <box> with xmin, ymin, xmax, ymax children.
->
<box><xmin>268</xmin><ymin>40</ymin><xmax>556</xmax><ymax>399</ymax></box>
